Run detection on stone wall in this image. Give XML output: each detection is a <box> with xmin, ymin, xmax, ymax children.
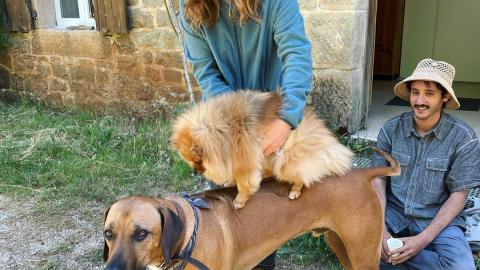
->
<box><xmin>0</xmin><ymin>0</ymin><xmax>196</xmax><ymax>115</ymax></box>
<box><xmin>0</xmin><ymin>0</ymin><xmax>373</xmax><ymax>131</ymax></box>
<box><xmin>302</xmin><ymin>0</ymin><xmax>373</xmax><ymax>131</ymax></box>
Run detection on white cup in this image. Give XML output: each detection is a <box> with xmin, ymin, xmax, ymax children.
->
<box><xmin>387</xmin><ymin>238</ymin><xmax>404</xmax><ymax>254</ymax></box>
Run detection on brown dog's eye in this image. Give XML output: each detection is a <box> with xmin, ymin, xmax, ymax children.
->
<box><xmin>133</xmin><ymin>229</ymin><xmax>149</xmax><ymax>241</ymax></box>
<box><xmin>104</xmin><ymin>229</ymin><xmax>113</xmax><ymax>240</ymax></box>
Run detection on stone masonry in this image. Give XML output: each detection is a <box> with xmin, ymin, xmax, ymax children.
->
<box><xmin>0</xmin><ymin>0</ymin><xmax>372</xmax><ymax>131</ymax></box>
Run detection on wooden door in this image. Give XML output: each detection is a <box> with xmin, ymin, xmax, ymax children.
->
<box><xmin>373</xmin><ymin>0</ymin><xmax>405</xmax><ymax>79</ymax></box>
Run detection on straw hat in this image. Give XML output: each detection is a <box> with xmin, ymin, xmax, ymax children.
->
<box><xmin>393</xmin><ymin>58</ymin><xmax>460</xmax><ymax>110</ymax></box>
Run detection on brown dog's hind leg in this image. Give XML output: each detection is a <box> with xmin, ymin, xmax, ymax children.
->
<box><xmin>288</xmin><ymin>182</ymin><xmax>304</xmax><ymax>199</ymax></box>
<box><xmin>325</xmin><ymin>230</ymin><xmax>353</xmax><ymax>270</ymax></box>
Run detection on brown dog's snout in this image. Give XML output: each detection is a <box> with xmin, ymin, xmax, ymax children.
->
<box><xmin>105</xmin><ymin>250</ymin><xmax>138</xmax><ymax>270</ymax></box>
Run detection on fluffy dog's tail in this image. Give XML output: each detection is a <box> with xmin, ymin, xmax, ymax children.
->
<box><xmin>361</xmin><ymin>147</ymin><xmax>400</xmax><ymax>181</ymax></box>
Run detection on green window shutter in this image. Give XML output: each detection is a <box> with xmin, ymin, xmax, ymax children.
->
<box><xmin>5</xmin><ymin>0</ymin><xmax>33</xmax><ymax>32</ymax></box>
<box><xmin>93</xmin><ymin>0</ymin><xmax>128</xmax><ymax>34</ymax></box>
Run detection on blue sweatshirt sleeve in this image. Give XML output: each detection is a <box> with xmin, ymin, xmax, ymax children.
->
<box><xmin>273</xmin><ymin>0</ymin><xmax>313</xmax><ymax>129</ymax></box>
<box><xmin>179</xmin><ymin>4</ymin><xmax>234</xmax><ymax>100</ymax></box>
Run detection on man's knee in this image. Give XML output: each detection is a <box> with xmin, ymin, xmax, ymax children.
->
<box><xmin>438</xmin><ymin>253</ymin><xmax>475</xmax><ymax>270</ymax></box>
<box><xmin>435</xmin><ymin>226</ymin><xmax>475</xmax><ymax>270</ymax></box>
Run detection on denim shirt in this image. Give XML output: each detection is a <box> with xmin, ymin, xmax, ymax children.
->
<box><xmin>179</xmin><ymin>0</ymin><xmax>312</xmax><ymax>129</ymax></box>
<box><xmin>372</xmin><ymin>111</ymin><xmax>480</xmax><ymax>233</ymax></box>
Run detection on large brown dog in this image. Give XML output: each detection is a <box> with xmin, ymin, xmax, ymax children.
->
<box><xmin>103</xmin><ymin>148</ymin><xmax>399</xmax><ymax>270</ymax></box>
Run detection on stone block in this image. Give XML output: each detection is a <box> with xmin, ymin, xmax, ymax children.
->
<box><xmin>68</xmin><ymin>80</ymin><xmax>84</xmax><ymax>93</ymax></box>
<box><xmin>299</xmin><ymin>0</ymin><xmax>317</xmax><ymax>11</ymax></box>
<box><xmin>304</xmin><ymin>10</ymin><xmax>367</xmax><ymax>69</ymax></box>
<box><xmin>142</xmin><ymin>50</ymin><xmax>154</xmax><ymax>64</ymax></box>
<box><xmin>67</xmin><ymin>32</ymin><xmax>112</xmax><ymax>59</ymax></box>
<box><xmin>70</xmin><ymin>59</ymin><xmax>95</xmax><ymax>81</ymax></box>
<box><xmin>33</xmin><ymin>30</ymin><xmax>111</xmax><ymax>59</ymax></box>
<box><xmin>24</xmin><ymin>74</ymin><xmax>48</xmax><ymax>96</ymax></box>
<box><xmin>95</xmin><ymin>60</ymin><xmax>114</xmax><ymax>87</ymax></box>
<box><xmin>128</xmin><ymin>7</ymin><xmax>155</xmax><ymax>29</ymax></box>
<box><xmin>73</xmin><ymin>84</ymin><xmax>107</xmax><ymax>111</ymax></box>
<box><xmin>0</xmin><ymin>65</ymin><xmax>11</xmax><ymax>89</ymax></box>
<box><xmin>32</xmin><ymin>30</ymin><xmax>69</xmax><ymax>55</ymax></box>
<box><xmin>48</xmin><ymin>78</ymin><xmax>69</xmax><ymax>92</ymax></box>
<box><xmin>161</xmin><ymin>29</ymin><xmax>181</xmax><ymax>50</ymax></box>
<box><xmin>136</xmin><ymin>81</ymin><xmax>155</xmax><ymax>101</ymax></box>
<box><xmin>143</xmin><ymin>0</ymin><xmax>163</xmax><ymax>8</ymax></box>
<box><xmin>131</xmin><ymin>28</ymin><xmax>180</xmax><ymax>50</ymax></box>
<box><xmin>9</xmin><ymin>33</ymin><xmax>31</xmax><ymax>54</ymax></box>
<box><xmin>127</xmin><ymin>0</ymin><xmax>139</xmax><ymax>6</ymax></box>
<box><xmin>115</xmin><ymin>35</ymin><xmax>136</xmax><ymax>55</ymax></box>
<box><xmin>309</xmin><ymin>69</ymin><xmax>363</xmax><ymax>130</ymax></box>
<box><xmin>12</xmin><ymin>54</ymin><xmax>34</xmax><ymax>73</ymax></box>
<box><xmin>156</xmin><ymin>10</ymin><xmax>170</xmax><ymax>27</ymax></box>
<box><xmin>163</xmin><ymin>67</ymin><xmax>183</xmax><ymax>83</ymax></box>
<box><xmin>10</xmin><ymin>73</ymin><xmax>25</xmax><ymax>91</ymax></box>
<box><xmin>45</xmin><ymin>92</ymin><xmax>64</xmax><ymax>108</ymax></box>
<box><xmin>155</xmin><ymin>82</ymin><xmax>189</xmax><ymax>103</ymax></box>
<box><xmin>317</xmin><ymin>0</ymin><xmax>369</xmax><ymax>10</ymax></box>
<box><xmin>145</xmin><ymin>65</ymin><xmax>164</xmax><ymax>84</ymax></box>
<box><xmin>112</xmin><ymin>73</ymin><xmax>143</xmax><ymax>101</ymax></box>
<box><xmin>33</xmin><ymin>55</ymin><xmax>52</xmax><ymax>78</ymax></box>
<box><xmin>50</xmin><ymin>56</ymin><xmax>70</xmax><ymax>81</ymax></box>
<box><xmin>155</xmin><ymin>51</ymin><xmax>182</xmax><ymax>69</ymax></box>
<box><xmin>0</xmin><ymin>49</ymin><xmax>12</xmax><ymax>70</ymax></box>
<box><xmin>131</xmin><ymin>29</ymin><xmax>162</xmax><ymax>48</ymax></box>
<box><xmin>116</xmin><ymin>54</ymin><xmax>144</xmax><ymax>76</ymax></box>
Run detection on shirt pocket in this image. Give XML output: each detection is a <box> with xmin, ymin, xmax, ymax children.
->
<box><xmin>424</xmin><ymin>158</ymin><xmax>449</xmax><ymax>193</ymax></box>
<box><xmin>391</xmin><ymin>151</ymin><xmax>411</xmax><ymax>188</ymax></box>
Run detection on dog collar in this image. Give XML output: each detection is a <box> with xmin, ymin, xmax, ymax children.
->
<box><xmin>161</xmin><ymin>193</ymin><xmax>210</xmax><ymax>270</ymax></box>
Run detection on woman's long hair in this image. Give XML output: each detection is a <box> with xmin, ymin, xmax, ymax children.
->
<box><xmin>184</xmin><ymin>0</ymin><xmax>262</xmax><ymax>29</ymax></box>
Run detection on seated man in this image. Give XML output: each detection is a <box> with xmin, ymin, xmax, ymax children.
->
<box><xmin>372</xmin><ymin>58</ymin><xmax>480</xmax><ymax>269</ymax></box>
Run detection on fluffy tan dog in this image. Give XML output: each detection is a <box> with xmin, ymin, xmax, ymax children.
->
<box><xmin>171</xmin><ymin>90</ymin><xmax>353</xmax><ymax>209</ymax></box>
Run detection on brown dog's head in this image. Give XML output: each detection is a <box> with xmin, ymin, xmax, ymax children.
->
<box><xmin>103</xmin><ymin>196</ymin><xmax>184</xmax><ymax>270</ymax></box>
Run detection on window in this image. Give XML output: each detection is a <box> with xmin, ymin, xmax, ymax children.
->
<box><xmin>54</xmin><ymin>0</ymin><xmax>95</xmax><ymax>28</ymax></box>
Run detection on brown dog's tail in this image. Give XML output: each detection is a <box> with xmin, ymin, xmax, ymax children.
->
<box><xmin>362</xmin><ymin>147</ymin><xmax>400</xmax><ymax>181</ymax></box>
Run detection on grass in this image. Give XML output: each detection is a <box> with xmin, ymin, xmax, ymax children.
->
<box><xmin>0</xmin><ymin>99</ymin><xmax>197</xmax><ymax>213</ymax></box>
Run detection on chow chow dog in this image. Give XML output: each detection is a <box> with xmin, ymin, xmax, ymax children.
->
<box><xmin>171</xmin><ymin>90</ymin><xmax>353</xmax><ymax>209</ymax></box>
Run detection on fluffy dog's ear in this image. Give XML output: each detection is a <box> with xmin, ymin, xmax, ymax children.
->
<box><xmin>158</xmin><ymin>207</ymin><xmax>184</xmax><ymax>263</ymax></box>
<box><xmin>171</xmin><ymin>131</ymin><xmax>181</xmax><ymax>148</ymax></box>
<box><xmin>103</xmin><ymin>207</ymin><xmax>111</xmax><ymax>262</ymax></box>
<box><xmin>190</xmin><ymin>143</ymin><xmax>203</xmax><ymax>162</ymax></box>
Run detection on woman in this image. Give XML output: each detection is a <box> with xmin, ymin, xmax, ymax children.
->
<box><xmin>179</xmin><ymin>0</ymin><xmax>313</xmax><ymax>268</ymax></box>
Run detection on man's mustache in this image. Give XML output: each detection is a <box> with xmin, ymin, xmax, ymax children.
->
<box><xmin>414</xmin><ymin>104</ymin><xmax>429</xmax><ymax>110</ymax></box>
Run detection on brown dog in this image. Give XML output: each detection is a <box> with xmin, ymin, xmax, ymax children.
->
<box><xmin>103</xmin><ymin>148</ymin><xmax>399</xmax><ymax>270</ymax></box>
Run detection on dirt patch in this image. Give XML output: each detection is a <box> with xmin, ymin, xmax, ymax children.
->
<box><xmin>0</xmin><ymin>194</ymin><xmax>104</xmax><ymax>269</ymax></box>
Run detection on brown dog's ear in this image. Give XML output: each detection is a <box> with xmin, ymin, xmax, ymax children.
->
<box><xmin>103</xmin><ymin>207</ymin><xmax>111</xmax><ymax>262</ymax></box>
<box><xmin>158</xmin><ymin>207</ymin><xmax>184</xmax><ymax>263</ymax></box>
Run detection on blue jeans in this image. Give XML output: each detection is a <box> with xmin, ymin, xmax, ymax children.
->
<box><xmin>380</xmin><ymin>224</ymin><xmax>475</xmax><ymax>270</ymax></box>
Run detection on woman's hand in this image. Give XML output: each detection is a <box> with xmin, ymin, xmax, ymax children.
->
<box><xmin>262</xmin><ymin>118</ymin><xmax>291</xmax><ymax>156</ymax></box>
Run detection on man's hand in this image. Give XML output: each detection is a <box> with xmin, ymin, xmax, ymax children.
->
<box><xmin>381</xmin><ymin>229</ymin><xmax>393</xmax><ymax>262</ymax></box>
<box><xmin>262</xmin><ymin>118</ymin><xmax>291</xmax><ymax>156</ymax></box>
<box><xmin>389</xmin><ymin>234</ymin><xmax>430</xmax><ymax>265</ymax></box>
